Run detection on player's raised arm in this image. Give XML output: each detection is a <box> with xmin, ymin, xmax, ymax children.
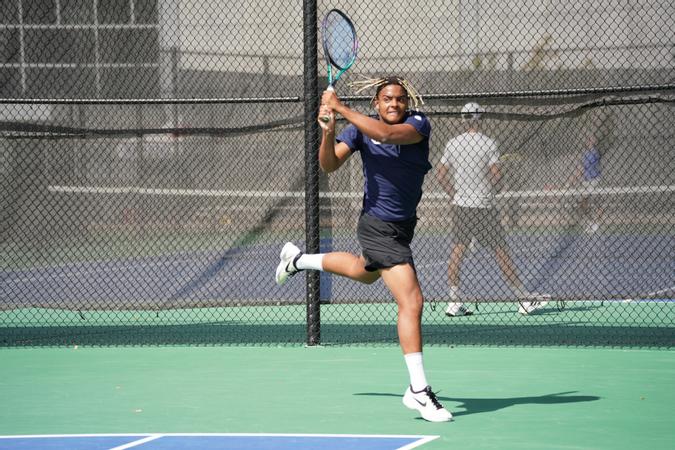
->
<box><xmin>321</xmin><ymin>88</ymin><xmax>422</xmax><ymax>145</ymax></box>
<box><xmin>317</xmin><ymin>100</ymin><xmax>352</xmax><ymax>173</ymax></box>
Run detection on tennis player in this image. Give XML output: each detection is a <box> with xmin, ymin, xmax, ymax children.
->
<box><xmin>275</xmin><ymin>76</ymin><xmax>452</xmax><ymax>422</ymax></box>
<box><xmin>571</xmin><ymin>134</ymin><xmax>604</xmax><ymax>233</ymax></box>
<box><xmin>437</xmin><ymin>102</ymin><xmax>550</xmax><ymax>317</ymax></box>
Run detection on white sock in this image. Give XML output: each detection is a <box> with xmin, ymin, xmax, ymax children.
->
<box><xmin>404</xmin><ymin>352</ymin><xmax>428</xmax><ymax>392</ymax></box>
<box><xmin>295</xmin><ymin>253</ymin><xmax>324</xmax><ymax>271</ymax></box>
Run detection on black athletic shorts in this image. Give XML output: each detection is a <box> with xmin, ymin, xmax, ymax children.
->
<box><xmin>454</xmin><ymin>206</ymin><xmax>506</xmax><ymax>250</ymax></box>
<box><xmin>357</xmin><ymin>211</ymin><xmax>417</xmax><ymax>272</ymax></box>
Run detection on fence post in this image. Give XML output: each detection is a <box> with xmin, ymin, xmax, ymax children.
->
<box><xmin>303</xmin><ymin>0</ymin><xmax>321</xmax><ymax>346</ymax></box>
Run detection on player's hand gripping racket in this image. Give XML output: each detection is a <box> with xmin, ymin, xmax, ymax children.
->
<box><xmin>320</xmin><ymin>9</ymin><xmax>358</xmax><ymax>122</ymax></box>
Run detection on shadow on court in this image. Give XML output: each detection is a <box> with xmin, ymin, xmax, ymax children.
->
<box><xmin>354</xmin><ymin>390</ymin><xmax>600</xmax><ymax>417</ymax></box>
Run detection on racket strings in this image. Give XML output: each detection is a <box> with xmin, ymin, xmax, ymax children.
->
<box><xmin>324</xmin><ymin>15</ymin><xmax>357</xmax><ymax>69</ymax></box>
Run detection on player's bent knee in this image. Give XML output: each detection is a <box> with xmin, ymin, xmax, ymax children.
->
<box><xmin>357</xmin><ymin>271</ymin><xmax>380</xmax><ymax>284</ymax></box>
<box><xmin>398</xmin><ymin>294</ymin><xmax>424</xmax><ymax>313</ymax></box>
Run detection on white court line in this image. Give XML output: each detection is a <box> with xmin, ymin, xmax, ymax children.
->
<box><xmin>397</xmin><ymin>434</ymin><xmax>439</xmax><ymax>449</ymax></box>
<box><xmin>624</xmin><ymin>286</ymin><xmax>675</xmax><ymax>302</ymax></box>
<box><xmin>0</xmin><ymin>433</ymin><xmax>151</xmax><ymax>439</ymax></box>
<box><xmin>109</xmin><ymin>434</ymin><xmax>162</xmax><ymax>450</ymax></box>
<box><xmin>48</xmin><ymin>185</ymin><xmax>310</xmax><ymax>198</ymax></box>
<box><xmin>47</xmin><ymin>184</ymin><xmax>675</xmax><ymax>199</ymax></box>
<box><xmin>0</xmin><ymin>433</ymin><xmax>439</xmax><ymax>450</ymax></box>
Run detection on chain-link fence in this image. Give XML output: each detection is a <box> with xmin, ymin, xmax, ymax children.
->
<box><xmin>1</xmin><ymin>0</ymin><xmax>673</xmax><ymax>347</ymax></box>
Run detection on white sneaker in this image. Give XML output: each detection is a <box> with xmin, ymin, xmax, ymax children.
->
<box><xmin>275</xmin><ymin>242</ymin><xmax>302</xmax><ymax>286</ymax></box>
<box><xmin>445</xmin><ymin>302</ymin><xmax>473</xmax><ymax>317</ymax></box>
<box><xmin>402</xmin><ymin>385</ymin><xmax>453</xmax><ymax>422</ymax></box>
<box><xmin>518</xmin><ymin>292</ymin><xmax>550</xmax><ymax>315</ymax></box>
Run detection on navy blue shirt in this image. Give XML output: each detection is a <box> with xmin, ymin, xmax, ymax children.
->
<box><xmin>337</xmin><ymin>111</ymin><xmax>432</xmax><ymax>221</ymax></box>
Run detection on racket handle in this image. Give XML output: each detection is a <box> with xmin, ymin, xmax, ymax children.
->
<box><xmin>320</xmin><ymin>85</ymin><xmax>335</xmax><ymax>122</ymax></box>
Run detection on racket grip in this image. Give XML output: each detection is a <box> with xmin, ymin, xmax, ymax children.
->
<box><xmin>320</xmin><ymin>85</ymin><xmax>335</xmax><ymax>122</ymax></box>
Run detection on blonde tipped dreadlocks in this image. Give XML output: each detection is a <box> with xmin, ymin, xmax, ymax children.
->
<box><xmin>349</xmin><ymin>76</ymin><xmax>424</xmax><ymax>110</ymax></box>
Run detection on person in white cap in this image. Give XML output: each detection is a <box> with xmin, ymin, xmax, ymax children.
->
<box><xmin>436</xmin><ymin>102</ymin><xmax>550</xmax><ymax>316</ymax></box>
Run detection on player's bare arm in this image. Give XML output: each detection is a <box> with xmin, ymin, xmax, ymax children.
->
<box><xmin>436</xmin><ymin>163</ymin><xmax>455</xmax><ymax>199</ymax></box>
<box><xmin>489</xmin><ymin>163</ymin><xmax>502</xmax><ymax>187</ymax></box>
<box><xmin>317</xmin><ymin>103</ymin><xmax>352</xmax><ymax>173</ymax></box>
<box><xmin>321</xmin><ymin>88</ymin><xmax>423</xmax><ymax>145</ymax></box>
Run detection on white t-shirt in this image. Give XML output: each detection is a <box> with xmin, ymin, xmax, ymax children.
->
<box><xmin>439</xmin><ymin>131</ymin><xmax>499</xmax><ymax>208</ymax></box>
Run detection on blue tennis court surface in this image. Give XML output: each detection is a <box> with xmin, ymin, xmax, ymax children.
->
<box><xmin>0</xmin><ymin>433</ymin><xmax>438</xmax><ymax>450</ymax></box>
<box><xmin>2</xmin><ymin>232</ymin><xmax>673</xmax><ymax>308</ymax></box>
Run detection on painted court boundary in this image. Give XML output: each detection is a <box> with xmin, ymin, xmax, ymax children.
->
<box><xmin>0</xmin><ymin>433</ymin><xmax>439</xmax><ymax>450</ymax></box>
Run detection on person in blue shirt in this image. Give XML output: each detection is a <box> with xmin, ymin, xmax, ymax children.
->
<box><xmin>274</xmin><ymin>76</ymin><xmax>452</xmax><ymax>422</ymax></box>
<box><xmin>571</xmin><ymin>134</ymin><xmax>604</xmax><ymax>232</ymax></box>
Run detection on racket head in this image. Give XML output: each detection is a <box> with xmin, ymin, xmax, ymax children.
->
<box><xmin>321</xmin><ymin>9</ymin><xmax>358</xmax><ymax>79</ymax></box>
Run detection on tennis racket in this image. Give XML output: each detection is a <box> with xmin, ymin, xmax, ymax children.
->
<box><xmin>320</xmin><ymin>9</ymin><xmax>358</xmax><ymax>122</ymax></box>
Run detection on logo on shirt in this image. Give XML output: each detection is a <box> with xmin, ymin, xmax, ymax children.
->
<box><xmin>371</xmin><ymin>138</ymin><xmax>381</xmax><ymax>145</ymax></box>
<box><xmin>414</xmin><ymin>115</ymin><xmax>422</xmax><ymax>121</ymax></box>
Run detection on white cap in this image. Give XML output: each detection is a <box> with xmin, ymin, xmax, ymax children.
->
<box><xmin>461</xmin><ymin>102</ymin><xmax>484</xmax><ymax>121</ymax></box>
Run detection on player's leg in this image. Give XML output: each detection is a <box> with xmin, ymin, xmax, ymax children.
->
<box><xmin>380</xmin><ymin>264</ymin><xmax>452</xmax><ymax>422</ymax></box>
<box><xmin>275</xmin><ymin>243</ymin><xmax>379</xmax><ymax>285</ymax></box>
<box><xmin>587</xmin><ymin>189</ymin><xmax>602</xmax><ymax>233</ymax></box>
<box><xmin>445</xmin><ymin>206</ymin><xmax>473</xmax><ymax>316</ymax></box>
<box><xmin>445</xmin><ymin>243</ymin><xmax>472</xmax><ymax>316</ymax></box>
<box><xmin>494</xmin><ymin>246</ymin><xmax>549</xmax><ymax>314</ymax></box>
<box><xmin>277</xmin><ymin>211</ymin><xmax>387</xmax><ymax>286</ymax></box>
<box><xmin>477</xmin><ymin>207</ymin><xmax>548</xmax><ymax>314</ymax></box>
<box><xmin>322</xmin><ymin>252</ymin><xmax>380</xmax><ymax>283</ymax></box>
<box><xmin>494</xmin><ymin>245</ymin><xmax>525</xmax><ymax>293</ymax></box>
<box><xmin>381</xmin><ymin>264</ymin><xmax>423</xmax><ymax>353</ymax></box>
<box><xmin>590</xmin><ymin>201</ymin><xmax>603</xmax><ymax>232</ymax></box>
<box><xmin>447</xmin><ymin>242</ymin><xmax>466</xmax><ymax>292</ymax></box>
<box><xmin>579</xmin><ymin>179</ymin><xmax>602</xmax><ymax>232</ymax></box>
<box><xmin>579</xmin><ymin>195</ymin><xmax>590</xmax><ymax>217</ymax></box>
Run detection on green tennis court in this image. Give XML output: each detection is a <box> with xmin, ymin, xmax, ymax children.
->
<box><xmin>1</xmin><ymin>345</ymin><xmax>673</xmax><ymax>450</ymax></box>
